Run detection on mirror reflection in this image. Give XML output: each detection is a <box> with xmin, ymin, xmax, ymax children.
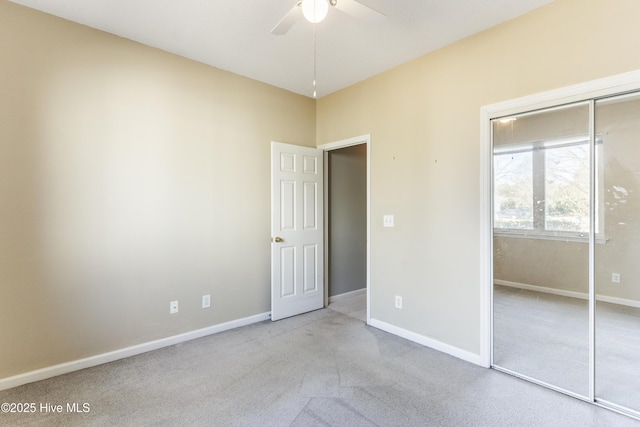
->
<box><xmin>492</xmin><ymin>103</ymin><xmax>591</xmax><ymax>397</ymax></box>
<box><xmin>493</xmin><ymin>93</ymin><xmax>640</xmax><ymax>416</ymax></box>
<box><xmin>595</xmin><ymin>93</ymin><xmax>640</xmax><ymax>413</ymax></box>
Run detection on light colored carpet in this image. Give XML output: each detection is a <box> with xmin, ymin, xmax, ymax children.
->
<box><xmin>1</xmin><ymin>302</ymin><xmax>637</xmax><ymax>426</ymax></box>
<box><xmin>328</xmin><ymin>291</ymin><xmax>366</xmax><ymax>322</ymax></box>
<box><xmin>494</xmin><ymin>285</ymin><xmax>640</xmax><ymax>416</ymax></box>
<box><xmin>493</xmin><ymin>285</ymin><xmax>590</xmax><ymax>395</ymax></box>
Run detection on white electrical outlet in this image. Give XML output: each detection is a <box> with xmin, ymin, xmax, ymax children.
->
<box><xmin>170</xmin><ymin>300</ymin><xmax>179</xmax><ymax>314</ymax></box>
<box><xmin>395</xmin><ymin>295</ymin><xmax>402</xmax><ymax>309</ymax></box>
<box><xmin>202</xmin><ymin>294</ymin><xmax>211</xmax><ymax>309</ymax></box>
<box><xmin>612</xmin><ymin>273</ymin><xmax>621</xmax><ymax>283</ymax></box>
<box><xmin>383</xmin><ymin>215</ymin><xmax>395</xmax><ymax>228</ymax></box>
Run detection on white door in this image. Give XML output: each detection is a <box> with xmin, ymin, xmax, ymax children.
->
<box><xmin>271</xmin><ymin>141</ymin><xmax>324</xmax><ymax>321</ymax></box>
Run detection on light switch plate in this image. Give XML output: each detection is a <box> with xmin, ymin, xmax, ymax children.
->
<box><xmin>383</xmin><ymin>215</ymin><xmax>394</xmax><ymax>227</ymax></box>
<box><xmin>202</xmin><ymin>294</ymin><xmax>211</xmax><ymax>309</ymax></box>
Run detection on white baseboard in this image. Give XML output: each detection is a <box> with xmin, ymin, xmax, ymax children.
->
<box><xmin>495</xmin><ymin>279</ymin><xmax>640</xmax><ymax>309</ymax></box>
<box><xmin>0</xmin><ymin>312</ymin><xmax>271</xmax><ymax>391</ymax></box>
<box><xmin>495</xmin><ymin>279</ymin><xmax>587</xmax><ymax>300</ymax></box>
<box><xmin>368</xmin><ymin>318</ymin><xmax>483</xmax><ymax>366</ymax></box>
<box><xmin>598</xmin><ymin>294</ymin><xmax>640</xmax><ymax>309</ymax></box>
<box><xmin>328</xmin><ymin>288</ymin><xmax>366</xmax><ymax>303</ymax></box>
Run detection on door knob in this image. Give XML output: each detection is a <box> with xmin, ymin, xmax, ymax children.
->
<box><xmin>274</xmin><ymin>236</ymin><xmax>284</xmax><ymax>243</ymax></box>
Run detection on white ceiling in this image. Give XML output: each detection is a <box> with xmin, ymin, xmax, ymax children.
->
<box><xmin>9</xmin><ymin>0</ymin><xmax>555</xmax><ymax>98</ymax></box>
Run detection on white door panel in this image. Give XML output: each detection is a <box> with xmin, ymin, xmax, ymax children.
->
<box><xmin>271</xmin><ymin>142</ymin><xmax>323</xmax><ymax>321</ymax></box>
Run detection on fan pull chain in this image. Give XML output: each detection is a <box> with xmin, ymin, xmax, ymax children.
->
<box><xmin>313</xmin><ymin>21</ymin><xmax>317</xmax><ymax>98</ymax></box>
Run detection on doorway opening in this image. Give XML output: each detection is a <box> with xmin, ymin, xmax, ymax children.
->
<box><xmin>319</xmin><ymin>135</ymin><xmax>371</xmax><ymax>324</ymax></box>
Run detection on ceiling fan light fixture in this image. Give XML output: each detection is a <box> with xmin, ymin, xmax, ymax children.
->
<box><xmin>301</xmin><ymin>0</ymin><xmax>329</xmax><ymax>23</ymax></box>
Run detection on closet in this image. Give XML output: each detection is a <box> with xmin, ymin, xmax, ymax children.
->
<box><xmin>491</xmin><ymin>91</ymin><xmax>640</xmax><ymax>418</ymax></box>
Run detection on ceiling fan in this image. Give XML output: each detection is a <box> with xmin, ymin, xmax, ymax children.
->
<box><xmin>271</xmin><ymin>0</ymin><xmax>386</xmax><ymax>35</ymax></box>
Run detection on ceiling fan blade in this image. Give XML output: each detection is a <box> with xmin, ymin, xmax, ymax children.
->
<box><xmin>271</xmin><ymin>3</ymin><xmax>302</xmax><ymax>35</ymax></box>
<box><xmin>334</xmin><ymin>0</ymin><xmax>385</xmax><ymax>24</ymax></box>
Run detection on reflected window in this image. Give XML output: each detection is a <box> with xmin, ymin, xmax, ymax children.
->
<box><xmin>545</xmin><ymin>143</ymin><xmax>590</xmax><ymax>232</ymax></box>
<box><xmin>493</xmin><ymin>134</ymin><xmax>602</xmax><ymax>239</ymax></box>
<box><xmin>494</xmin><ymin>150</ymin><xmax>533</xmax><ymax>230</ymax></box>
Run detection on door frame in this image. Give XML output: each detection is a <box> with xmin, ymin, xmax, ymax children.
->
<box><xmin>318</xmin><ymin>134</ymin><xmax>371</xmax><ymax>325</ymax></box>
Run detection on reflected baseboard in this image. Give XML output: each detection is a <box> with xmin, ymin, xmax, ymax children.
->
<box><xmin>494</xmin><ymin>279</ymin><xmax>640</xmax><ymax>309</ymax></box>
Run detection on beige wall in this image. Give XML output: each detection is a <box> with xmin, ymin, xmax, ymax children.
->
<box><xmin>494</xmin><ymin>238</ymin><xmax>589</xmax><ymax>293</ymax></box>
<box><xmin>317</xmin><ymin>0</ymin><xmax>640</xmax><ymax>354</ymax></box>
<box><xmin>596</xmin><ymin>97</ymin><xmax>640</xmax><ymax>301</ymax></box>
<box><xmin>0</xmin><ymin>1</ymin><xmax>315</xmax><ymax>379</ymax></box>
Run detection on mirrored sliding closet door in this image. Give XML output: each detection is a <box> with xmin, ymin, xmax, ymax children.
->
<box><xmin>492</xmin><ymin>90</ymin><xmax>640</xmax><ymax>419</ymax></box>
<box><xmin>594</xmin><ymin>92</ymin><xmax>640</xmax><ymax>414</ymax></box>
<box><xmin>492</xmin><ymin>102</ymin><xmax>591</xmax><ymax>397</ymax></box>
